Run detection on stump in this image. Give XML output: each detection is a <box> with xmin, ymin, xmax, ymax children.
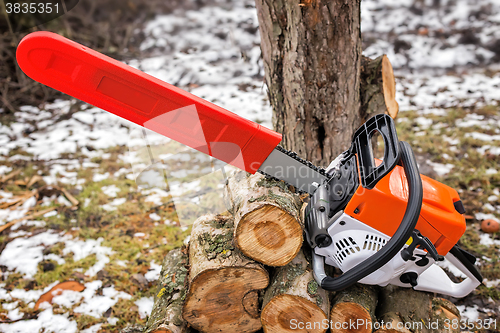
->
<box><xmin>228</xmin><ymin>172</ymin><xmax>303</xmax><ymax>266</ymax></box>
<box><xmin>330</xmin><ymin>284</ymin><xmax>378</xmax><ymax>333</ymax></box>
<box><xmin>261</xmin><ymin>249</ymin><xmax>330</xmax><ymax>333</ymax></box>
<box><xmin>360</xmin><ymin>55</ymin><xmax>399</xmax><ymax>120</ymax></box>
<box><xmin>145</xmin><ymin>248</ymin><xmax>190</xmax><ymax>333</ymax></box>
<box><xmin>182</xmin><ymin>213</ymin><xmax>269</xmax><ymax>333</ymax></box>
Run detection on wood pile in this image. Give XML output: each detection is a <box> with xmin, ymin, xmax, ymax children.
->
<box><xmin>142</xmin><ymin>172</ymin><xmax>461</xmax><ymax>333</ymax></box>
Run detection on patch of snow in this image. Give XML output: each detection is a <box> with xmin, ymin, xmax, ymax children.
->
<box><xmin>0</xmin><ymin>232</ymin><xmax>70</xmax><ymax>278</ymax></box>
<box><xmin>92</xmin><ymin>172</ymin><xmax>110</xmax><ymax>182</ymax></box>
<box><xmin>44</xmin><ymin>253</ymin><xmax>66</xmax><ymax>266</ymax></box>
<box><xmin>57</xmin><ymin>195</ymin><xmax>73</xmax><ymax>207</ymax></box>
<box><xmin>479</xmin><ymin>233</ymin><xmax>500</xmax><ymax>247</ymax></box>
<box><xmin>115</xmin><ymin>260</ymin><xmax>127</xmax><ymax>267</ymax></box>
<box><xmin>0</xmin><ymin>165</ymin><xmax>12</xmax><ymax>175</ymax></box>
<box><xmin>437</xmin><ymin>259</ymin><xmax>468</xmax><ymax>278</ymax></box>
<box><xmin>107</xmin><ymin>317</ymin><xmax>119</xmax><ymax>325</ymax></box>
<box><xmin>456</xmin><ymin>305</ymin><xmax>480</xmax><ymax>322</ymax></box>
<box><xmin>475</xmin><ymin>213</ymin><xmax>499</xmax><ymax>221</ymax></box>
<box><xmin>101</xmin><ymin>198</ymin><xmax>127</xmax><ymax>211</ymax></box>
<box><xmin>149</xmin><ymin>213</ymin><xmax>161</xmax><ymax>221</ymax></box>
<box><xmin>0</xmin><ymin>309</ymin><xmax>78</xmax><ymax>333</ymax></box>
<box><xmin>135</xmin><ymin>297</ymin><xmax>154</xmax><ymax>319</ymax></box>
<box><xmin>145</xmin><ymin>261</ymin><xmax>161</xmax><ymax>282</ymax></box>
<box><xmin>74</xmin><ymin>281</ymin><xmax>131</xmax><ymax>318</ymax></box>
<box><xmin>466</xmin><ymin>132</ymin><xmax>500</xmax><ymax>141</ymax></box>
<box><xmin>427</xmin><ymin>161</ymin><xmax>454</xmax><ymax>176</ymax></box>
<box><xmin>414</xmin><ymin>117</ymin><xmax>433</xmax><ymax>129</ymax></box>
<box><xmin>485</xmin><ymin>168</ymin><xmax>498</xmax><ymax>175</ymax></box>
<box><xmin>101</xmin><ymin>184</ymin><xmax>121</xmax><ymax>197</ymax></box>
<box><xmin>143</xmin><ymin>188</ymin><xmax>170</xmax><ymax>206</ymax></box>
<box><xmin>63</xmin><ymin>237</ymin><xmax>114</xmax><ymax>277</ymax></box>
<box><xmin>483</xmin><ymin>279</ymin><xmax>500</xmax><ymax>288</ymax></box>
<box><xmin>484</xmin><ymin>203</ymin><xmax>495</xmax><ymax>211</ymax></box>
<box><xmin>43</xmin><ymin>210</ymin><xmax>58</xmax><ymax>218</ymax></box>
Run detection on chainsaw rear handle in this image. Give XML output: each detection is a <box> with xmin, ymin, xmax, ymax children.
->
<box><xmin>313</xmin><ymin>141</ymin><xmax>423</xmax><ymax>291</ymax></box>
<box><xmin>412</xmin><ymin>246</ymin><xmax>482</xmax><ymax>298</ymax></box>
<box><xmin>16</xmin><ymin>32</ymin><xmax>282</xmax><ymax>173</ymax></box>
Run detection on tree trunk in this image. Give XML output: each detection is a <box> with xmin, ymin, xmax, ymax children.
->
<box><xmin>228</xmin><ymin>171</ymin><xmax>304</xmax><ymax>266</ymax></box>
<box><xmin>375</xmin><ymin>286</ymin><xmax>460</xmax><ymax>333</ymax></box>
<box><xmin>360</xmin><ymin>55</ymin><xmax>399</xmax><ymax>120</ymax></box>
<box><xmin>261</xmin><ymin>249</ymin><xmax>330</xmax><ymax>333</ymax></box>
<box><xmin>145</xmin><ymin>248</ymin><xmax>190</xmax><ymax>333</ymax></box>
<box><xmin>256</xmin><ymin>0</ymin><xmax>362</xmax><ymax>167</ymax></box>
<box><xmin>330</xmin><ymin>284</ymin><xmax>378</xmax><ymax>333</ymax></box>
<box><xmin>182</xmin><ymin>213</ymin><xmax>269</xmax><ymax>333</ymax></box>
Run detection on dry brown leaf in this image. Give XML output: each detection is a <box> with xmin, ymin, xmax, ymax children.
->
<box><xmin>34</xmin><ymin>281</ymin><xmax>85</xmax><ymax>310</ymax></box>
<box><xmin>481</xmin><ymin>219</ymin><xmax>500</xmax><ymax>233</ymax></box>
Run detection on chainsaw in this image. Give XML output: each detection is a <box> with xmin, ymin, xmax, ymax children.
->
<box><xmin>16</xmin><ymin>32</ymin><xmax>482</xmax><ymax>297</ymax></box>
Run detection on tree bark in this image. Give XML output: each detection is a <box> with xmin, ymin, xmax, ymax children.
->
<box><xmin>375</xmin><ymin>286</ymin><xmax>460</xmax><ymax>333</ymax></box>
<box><xmin>256</xmin><ymin>0</ymin><xmax>362</xmax><ymax>167</ymax></box>
<box><xmin>182</xmin><ymin>213</ymin><xmax>269</xmax><ymax>333</ymax></box>
<box><xmin>360</xmin><ymin>55</ymin><xmax>399</xmax><ymax>120</ymax></box>
<box><xmin>330</xmin><ymin>284</ymin><xmax>378</xmax><ymax>333</ymax></box>
<box><xmin>261</xmin><ymin>250</ymin><xmax>330</xmax><ymax>333</ymax></box>
<box><xmin>145</xmin><ymin>248</ymin><xmax>190</xmax><ymax>333</ymax></box>
<box><xmin>228</xmin><ymin>171</ymin><xmax>304</xmax><ymax>266</ymax></box>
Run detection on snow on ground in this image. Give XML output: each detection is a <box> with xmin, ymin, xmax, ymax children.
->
<box><xmin>1</xmin><ymin>0</ymin><xmax>500</xmax><ymax>331</ymax></box>
<box><xmin>363</xmin><ymin>0</ymin><xmax>500</xmax><ymax>111</ymax></box>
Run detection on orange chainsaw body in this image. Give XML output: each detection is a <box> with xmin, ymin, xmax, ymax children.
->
<box><xmin>345</xmin><ymin>162</ymin><xmax>465</xmax><ymax>256</ymax></box>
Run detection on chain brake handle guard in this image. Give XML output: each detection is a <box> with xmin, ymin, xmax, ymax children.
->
<box><xmin>348</xmin><ymin>113</ymin><xmax>401</xmax><ymax>189</ymax></box>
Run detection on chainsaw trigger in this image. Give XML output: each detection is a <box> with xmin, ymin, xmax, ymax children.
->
<box><xmin>401</xmin><ymin>230</ymin><xmax>439</xmax><ymax>262</ymax></box>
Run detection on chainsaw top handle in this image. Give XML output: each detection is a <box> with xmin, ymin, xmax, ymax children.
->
<box><xmin>313</xmin><ymin>140</ymin><xmax>423</xmax><ymax>291</ymax></box>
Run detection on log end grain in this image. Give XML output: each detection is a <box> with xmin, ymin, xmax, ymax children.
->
<box><xmin>330</xmin><ymin>302</ymin><xmax>373</xmax><ymax>333</ymax></box>
<box><xmin>381</xmin><ymin>54</ymin><xmax>399</xmax><ymax>119</ymax></box>
<box><xmin>261</xmin><ymin>294</ymin><xmax>328</xmax><ymax>333</ymax></box>
<box><xmin>182</xmin><ymin>267</ymin><xmax>269</xmax><ymax>333</ymax></box>
<box><xmin>235</xmin><ymin>204</ymin><xmax>302</xmax><ymax>266</ymax></box>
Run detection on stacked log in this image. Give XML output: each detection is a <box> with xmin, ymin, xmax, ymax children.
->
<box><xmin>261</xmin><ymin>250</ymin><xmax>330</xmax><ymax>333</ymax></box>
<box><xmin>145</xmin><ymin>248</ymin><xmax>190</xmax><ymax>333</ymax></box>
<box><xmin>182</xmin><ymin>213</ymin><xmax>269</xmax><ymax>333</ymax></box>
<box><xmin>228</xmin><ymin>172</ymin><xmax>303</xmax><ymax>266</ymax></box>
<box><xmin>329</xmin><ymin>284</ymin><xmax>378</xmax><ymax>333</ymax></box>
<box><xmin>376</xmin><ymin>286</ymin><xmax>460</xmax><ymax>333</ymax></box>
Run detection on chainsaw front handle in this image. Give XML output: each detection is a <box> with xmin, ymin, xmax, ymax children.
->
<box><xmin>313</xmin><ymin>141</ymin><xmax>423</xmax><ymax>291</ymax></box>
